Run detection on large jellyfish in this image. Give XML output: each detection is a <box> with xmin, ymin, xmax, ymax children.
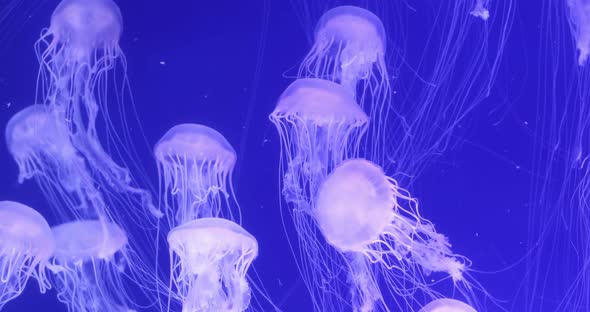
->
<box><xmin>269</xmin><ymin>77</ymin><xmax>368</xmax><ymax>310</ymax></box>
<box><xmin>0</xmin><ymin>201</ymin><xmax>55</xmax><ymax>309</ymax></box>
<box><xmin>154</xmin><ymin>124</ymin><xmax>239</xmax><ymax>226</ymax></box>
<box><xmin>6</xmin><ymin>104</ymin><xmax>108</xmax><ymax>220</ymax></box>
<box><xmin>167</xmin><ymin>217</ymin><xmax>258</xmax><ymax>312</ymax></box>
<box><xmin>298</xmin><ymin>6</ymin><xmax>389</xmax><ymax>162</ymax></box>
<box><xmin>313</xmin><ymin>159</ymin><xmax>472</xmax><ymax>311</ymax></box>
<box><xmin>418</xmin><ymin>298</ymin><xmax>476</xmax><ymax>312</ymax></box>
<box><xmin>49</xmin><ymin>220</ymin><xmax>133</xmax><ymax>312</ymax></box>
<box><xmin>269</xmin><ymin>78</ymin><xmax>368</xmax><ymax>207</ymax></box>
<box><xmin>34</xmin><ymin>0</ymin><xmax>158</xmax><ymax>218</ymax></box>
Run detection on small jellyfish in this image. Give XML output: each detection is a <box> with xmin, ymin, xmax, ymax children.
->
<box><xmin>566</xmin><ymin>0</ymin><xmax>590</xmax><ymax>65</ymax></box>
<box><xmin>49</xmin><ymin>220</ymin><xmax>132</xmax><ymax>312</ymax></box>
<box><xmin>167</xmin><ymin>218</ymin><xmax>258</xmax><ymax>312</ymax></box>
<box><xmin>269</xmin><ymin>78</ymin><xmax>368</xmax><ymax>207</ymax></box>
<box><xmin>154</xmin><ymin>124</ymin><xmax>238</xmax><ymax>225</ymax></box>
<box><xmin>299</xmin><ymin>6</ymin><xmax>388</xmax><ymax>98</ymax></box>
<box><xmin>418</xmin><ymin>298</ymin><xmax>476</xmax><ymax>312</ymax></box>
<box><xmin>0</xmin><ymin>201</ymin><xmax>55</xmax><ymax>309</ymax></box>
<box><xmin>298</xmin><ymin>6</ymin><xmax>389</xmax><ymax>162</ymax></box>
<box><xmin>314</xmin><ymin>159</ymin><xmax>472</xmax><ymax>310</ymax></box>
<box><xmin>6</xmin><ymin>105</ymin><xmax>110</xmax><ymax>220</ymax></box>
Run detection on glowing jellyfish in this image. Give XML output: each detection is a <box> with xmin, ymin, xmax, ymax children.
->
<box><xmin>5</xmin><ymin>104</ymin><xmax>108</xmax><ymax>220</ymax></box>
<box><xmin>36</xmin><ymin>0</ymin><xmax>123</xmax><ymax>145</ymax></box>
<box><xmin>154</xmin><ymin>124</ymin><xmax>238</xmax><ymax>226</ymax></box>
<box><xmin>35</xmin><ymin>0</ymin><xmax>158</xmax><ymax>218</ymax></box>
<box><xmin>298</xmin><ymin>6</ymin><xmax>389</xmax><ymax>162</ymax></box>
<box><xmin>566</xmin><ymin>0</ymin><xmax>590</xmax><ymax>65</ymax></box>
<box><xmin>313</xmin><ymin>159</ymin><xmax>472</xmax><ymax>310</ymax></box>
<box><xmin>0</xmin><ymin>201</ymin><xmax>55</xmax><ymax>309</ymax></box>
<box><xmin>49</xmin><ymin>220</ymin><xmax>132</xmax><ymax>312</ymax></box>
<box><xmin>269</xmin><ymin>78</ymin><xmax>368</xmax><ymax>310</ymax></box>
<box><xmin>167</xmin><ymin>218</ymin><xmax>257</xmax><ymax>312</ymax></box>
<box><xmin>269</xmin><ymin>78</ymin><xmax>368</xmax><ymax>207</ymax></box>
<box><xmin>418</xmin><ymin>298</ymin><xmax>476</xmax><ymax>312</ymax></box>
<box><xmin>299</xmin><ymin>6</ymin><xmax>387</xmax><ymax>100</ymax></box>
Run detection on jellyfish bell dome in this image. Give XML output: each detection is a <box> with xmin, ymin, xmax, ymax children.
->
<box><xmin>5</xmin><ymin>105</ymin><xmax>73</xmax><ymax>160</ymax></box>
<box><xmin>418</xmin><ymin>298</ymin><xmax>477</xmax><ymax>312</ymax></box>
<box><xmin>0</xmin><ymin>201</ymin><xmax>54</xmax><ymax>307</ymax></box>
<box><xmin>154</xmin><ymin>124</ymin><xmax>236</xmax><ymax>170</ymax></box>
<box><xmin>167</xmin><ymin>217</ymin><xmax>258</xmax><ymax>274</ymax></box>
<box><xmin>0</xmin><ymin>201</ymin><xmax>55</xmax><ymax>261</ymax></box>
<box><xmin>271</xmin><ymin>78</ymin><xmax>368</xmax><ymax>127</ymax></box>
<box><xmin>51</xmin><ymin>220</ymin><xmax>127</xmax><ymax>263</ymax></box>
<box><xmin>49</xmin><ymin>0</ymin><xmax>122</xmax><ymax>55</ymax></box>
<box><xmin>315</xmin><ymin>5</ymin><xmax>386</xmax><ymax>53</ymax></box>
<box><xmin>314</xmin><ymin>158</ymin><xmax>394</xmax><ymax>252</ymax></box>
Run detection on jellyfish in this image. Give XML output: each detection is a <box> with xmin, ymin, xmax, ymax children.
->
<box><xmin>418</xmin><ymin>298</ymin><xmax>476</xmax><ymax>312</ymax></box>
<box><xmin>298</xmin><ymin>6</ymin><xmax>389</xmax><ymax>162</ymax></box>
<box><xmin>269</xmin><ymin>78</ymin><xmax>368</xmax><ymax>310</ymax></box>
<box><xmin>154</xmin><ymin>124</ymin><xmax>239</xmax><ymax>226</ymax></box>
<box><xmin>312</xmin><ymin>159</ymin><xmax>473</xmax><ymax>311</ymax></box>
<box><xmin>269</xmin><ymin>78</ymin><xmax>368</xmax><ymax>207</ymax></box>
<box><xmin>0</xmin><ymin>201</ymin><xmax>55</xmax><ymax>309</ymax></box>
<box><xmin>566</xmin><ymin>0</ymin><xmax>590</xmax><ymax>65</ymax></box>
<box><xmin>299</xmin><ymin>5</ymin><xmax>387</xmax><ymax>104</ymax></box>
<box><xmin>49</xmin><ymin>220</ymin><xmax>133</xmax><ymax>312</ymax></box>
<box><xmin>5</xmin><ymin>104</ymin><xmax>107</xmax><ymax>220</ymax></box>
<box><xmin>34</xmin><ymin>0</ymin><xmax>158</xmax><ymax>218</ymax></box>
<box><xmin>167</xmin><ymin>217</ymin><xmax>258</xmax><ymax>312</ymax></box>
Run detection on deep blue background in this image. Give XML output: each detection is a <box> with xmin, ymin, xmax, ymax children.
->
<box><xmin>0</xmin><ymin>0</ymin><xmax>540</xmax><ymax>311</ymax></box>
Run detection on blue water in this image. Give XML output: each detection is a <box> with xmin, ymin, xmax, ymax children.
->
<box><xmin>0</xmin><ymin>0</ymin><xmax>577</xmax><ymax>311</ymax></box>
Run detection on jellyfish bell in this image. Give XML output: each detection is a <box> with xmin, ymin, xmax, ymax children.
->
<box><xmin>167</xmin><ymin>218</ymin><xmax>258</xmax><ymax>275</ymax></box>
<box><xmin>5</xmin><ymin>105</ymin><xmax>76</xmax><ymax>182</ymax></box>
<box><xmin>271</xmin><ymin>78</ymin><xmax>368</xmax><ymax>127</ymax></box>
<box><xmin>154</xmin><ymin>124</ymin><xmax>238</xmax><ymax>223</ymax></box>
<box><xmin>311</xmin><ymin>159</ymin><xmax>473</xmax><ymax>310</ymax></box>
<box><xmin>418</xmin><ymin>298</ymin><xmax>477</xmax><ymax>312</ymax></box>
<box><xmin>315</xmin><ymin>158</ymin><xmax>467</xmax><ymax>280</ymax></box>
<box><xmin>167</xmin><ymin>218</ymin><xmax>258</xmax><ymax>312</ymax></box>
<box><xmin>0</xmin><ymin>201</ymin><xmax>54</xmax><ymax>308</ymax></box>
<box><xmin>303</xmin><ymin>5</ymin><xmax>386</xmax><ymax>90</ymax></box>
<box><xmin>48</xmin><ymin>0</ymin><xmax>122</xmax><ymax>60</ymax></box>
<box><xmin>51</xmin><ymin>220</ymin><xmax>127</xmax><ymax>263</ymax></box>
<box><xmin>49</xmin><ymin>220</ymin><xmax>132</xmax><ymax>312</ymax></box>
<box><xmin>314</xmin><ymin>158</ymin><xmax>393</xmax><ymax>252</ymax></box>
<box><xmin>269</xmin><ymin>78</ymin><xmax>368</xmax><ymax>189</ymax></box>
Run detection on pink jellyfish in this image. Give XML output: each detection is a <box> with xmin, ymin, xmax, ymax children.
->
<box><xmin>298</xmin><ymin>6</ymin><xmax>389</xmax><ymax>162</ymax></box>
<box><xmin>314</xmin><ymin>159</ymin><xmax>473</xmax><ymax>310</ymax></box>
<box><xmin>167</xmin><ymin>218</ymin><xmax>258</xmax><ymax>312</ymax></box>
<box><xmin>154</xmin><ymin>124</ymin><xmax>239</xmax><ymax>227</ymax></box>
<box><xmin>35</xmin><ymin>0</ymin><xmax>157</xmax><ymax>218</ymax></box>
<box><xmin>0</xmin><ymin>201</ymin><xmax>55</xmax><ymax>309</ymax></box>
<box><xmin>49</xmin><ymin>220</ymin><xmax>133</xmax><ymax>312</ymax></box>
<box><xmin>269</xmin><ymin>77</ymin><xmax>368</xmax><ymax>310</ymax></box>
